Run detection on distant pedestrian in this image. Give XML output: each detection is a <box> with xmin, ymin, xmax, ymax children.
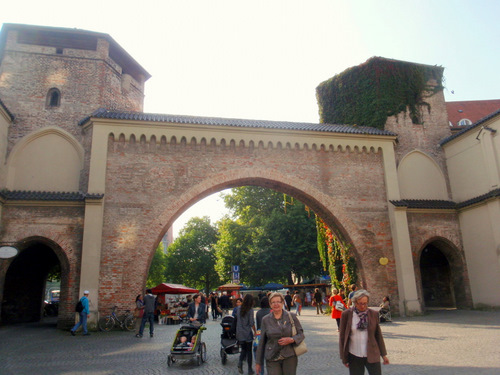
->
<box><xmin>284</xmin><ymin>291</ymin><xmax>293</xmax><ymax>311</ymax></box>
<box><xmin>210</xmin><ymin>292</ymin><xmax>220</xmax><ymax>321</ymax></box>
<box><xmin>347</xmin><ymin>284</ymin><xmax>357</xmax><ymax>307</ymax></box>
<box><xmin>329</xmin><ymin>288</ymin><xmax>346</xmax><ymax>330</ymax></box>
<box><xmin>70</xmin><ymin>290</ymin><xmax>90</xmax><ymax>336</ymax></box>
<box><xmin>136</xmin><ymin>289</ymin><xmax>155</xmax><ymax>338</ymax></box>
<box><xmin>219</xmin><ymin>291</ymin><xmax>231</xmax><ymax>316</ymax></box>
<box><xmin>313</xmin><ymin>288</ymin><xmax>324</xmax><ymax>314</ymax></box>
<box><xmin>292</xmin><ymin>291</ymin><xmax>302</xmax><ymax>315</ymax></box>
<box><xmin>232</xmin><ymin>297</ymin><xmax>243</xmax><ymax>317</ymax></box>
<box><xmin>134</xmin><ymin>294</ymin><xmax>144</xmax><ymax>334</ymax></box>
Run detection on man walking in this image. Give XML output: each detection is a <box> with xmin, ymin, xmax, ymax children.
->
<box><xmin>219</xmin><ymin>291</ymin><xmax>231</xmax><ymax>316</ymax></box>
<box><xmin>313</xmin><ymin>288</ymin><xmax>324</xmax><ymax>314</ymax></box>
<box><xmin>284</xmin><ymin>290</ymin><xmax>293</xmax><ymax>311</ymax></box>
<box><xmin>70</xmin><ymin>290</ymin><xmax>90</xmax><ymax>336</ymax></box>
<box><xmin>136</xmin><ymin>289</ymin><xmax>155</xmax><ymax>338</ymax></box>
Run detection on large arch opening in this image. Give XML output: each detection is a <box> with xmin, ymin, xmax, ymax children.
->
<box><xmin>419</xmin><ymin>243</ymin><xmax>455</xmax><ymax>308</ymax></box>
<box><xmin>149</xmin><ymin>178</ymin><xmax>369</xmax><ymax>299</ymax></box>
<box><xmin>1</xmin><ymin>239</ymin><xmax>65</xmax><ymax>325</ymax></box>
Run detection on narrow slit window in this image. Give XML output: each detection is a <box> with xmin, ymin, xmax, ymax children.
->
<box><xmin>46</xmin><ymin>88</ymin><xmax>61</xmax><ymax>108</ymax></box>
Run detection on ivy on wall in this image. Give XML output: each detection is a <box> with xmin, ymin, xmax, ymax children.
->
<box><xmin>316</xmin><ymin>216</ymin><xmax>357</xmax><ymax>290</ymax></box>
<box><xmin>316</xmin><ymin>57</ymin><xmax>444</xmax><ymax>129</ymax></box>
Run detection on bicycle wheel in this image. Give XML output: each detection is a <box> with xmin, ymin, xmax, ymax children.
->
<box><xmin>99</xmin><ymin>316</ymin><xmax>115</xmax><ymax>331</ymax></box>
<box><xmin>124</xmin><ymin>315</ymin><xmax>135</xmax><ymax>331</ymax></box>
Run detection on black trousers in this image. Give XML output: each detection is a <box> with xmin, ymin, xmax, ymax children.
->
<box><xmin>348</xmin><ymin>353</ymin><xmax>382</xmax><ymax>375</ymax></box>
<box><xmin>239</xmin><ymin>341</ymin><xmax>253</xmax><ymax>369</ymax></box>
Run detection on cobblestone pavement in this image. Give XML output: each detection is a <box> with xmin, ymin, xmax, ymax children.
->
<box><xmin>1</xmin><ymin>307</ymin><xmax>499</xmax><ymax>374</ymax></box>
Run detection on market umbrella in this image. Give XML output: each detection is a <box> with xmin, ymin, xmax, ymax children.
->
<box><xmin>261</xmin><ymin>283</ymin><xmax>284</xmax><ymax>290</ymax></box>
<box><xmin>218</xmin><ymin>283</ymin><xmax>243</xmax><ymax>291</ymax></box>
<box><xmin>150</xmin><ymin>283</ymin><xmax>199</xmax><ymax>295</ymax></box>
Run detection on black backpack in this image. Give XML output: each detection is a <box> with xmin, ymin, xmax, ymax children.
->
<box><xmin>75</xmin><ymin>299</ymin><xmax>84</xmax><ymax>313</ymax></box>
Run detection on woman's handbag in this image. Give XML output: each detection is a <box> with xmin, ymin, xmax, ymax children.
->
<box><xmin>288</xmin><ymin>311</ymin><xmax>307</xmax><ymax>356</ymax></box>
<box><xmin>335</xmin><ymin>300</ymin><xmax>345</xmax><ymax>311</ymax></box>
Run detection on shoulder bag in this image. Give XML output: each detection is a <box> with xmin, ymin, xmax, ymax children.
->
<box><xmin>288</xmin><ymin>311</ymin><xmax>307</xmax><ymax>356</ymax></box>
<box><xmin>335</xmin><ymin>300</ymin><xmax>345</xmax><ymax>311</ymax></box>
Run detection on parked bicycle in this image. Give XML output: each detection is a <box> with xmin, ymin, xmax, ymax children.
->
<box><xmin>99</xmin><ymin>306</ymin><xmax>135</xmax><ymax>332</ymax></box>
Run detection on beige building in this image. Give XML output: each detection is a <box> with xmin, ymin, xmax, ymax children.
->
<box><xmin>441</xmin><ymin>110</ymin><xmax>500</xmax><ymax>307</ymax></box>
<box><xmin>0</xmin><ymin>24</ymin><xmax>499</xmax><ymax>327</ymax></box>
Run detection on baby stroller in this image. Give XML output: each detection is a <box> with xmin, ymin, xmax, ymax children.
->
<box><xmin>167</xmin><ymin>323</ymin><xmax>207</xmax><ymax>366</ymax></box>
<box><xmin>220</xmin><ymin>315</ymin><xmax>240</xmax><ymax>365</ymax></box>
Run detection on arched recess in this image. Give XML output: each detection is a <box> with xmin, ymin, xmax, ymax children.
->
<box><xmin>6</xmin><ymin>127</ymin><xmax>84</xmax><ymax>191</ymax></box>
<box><xmin>398</xmin><ymin>150</ymin><xmax>448</xmax><ymax>199</ymax></box>
<box><xmin>145</xmin><ymin>169</ymin><xmax>368</xmax><ymax>291</ymax></box>
<box><xmin>417</xmin><ymin>237</ymin><xmax>469</xmax><ymax>309</ymax></box>
<box><xmin>1</xmin><ymin>237</ymin><xmax>70</xmax><ymax>326</ymax></box>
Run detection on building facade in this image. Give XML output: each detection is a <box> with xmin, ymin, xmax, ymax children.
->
<box><xmin>0</xmin><ymin>24</ymin><xmax>498</xmax><ymax>328</ymax></box>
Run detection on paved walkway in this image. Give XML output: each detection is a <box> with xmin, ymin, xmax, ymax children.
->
<box><xmin>1</xmin><ymin>307</ymin><xmax>499</xmax><ymax>374</ymax></box>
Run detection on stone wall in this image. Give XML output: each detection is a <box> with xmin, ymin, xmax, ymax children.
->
<box><xmin>97</xmin><ymin>136</ymin><xmax>400</xmax><ymax>313</ymax></box>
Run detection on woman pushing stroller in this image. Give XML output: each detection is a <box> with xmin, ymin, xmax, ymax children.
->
<box><xmin>187</xmin><ymin>294</ymin><xmax>207</xmax><ymax>325</ymax></box>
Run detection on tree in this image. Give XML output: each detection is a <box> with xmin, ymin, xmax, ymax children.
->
<box><xmin>164</xmin><ymin>217</ymin><xmax>221</xmax><ymax>293</ymax></box>
<box><xmin>146</xmin><ymin>242</ymin><xmax>166</xmax><ymax>288</ymax></box>
<box><xmin>213</xmin><ymin>217</ymin><xmax>254</xmax><ymax>283</ymax></box>
<box><xmin>216</xmin><ymin>187</ymin><xmax>322</xmax><ymax>286</ymax></box>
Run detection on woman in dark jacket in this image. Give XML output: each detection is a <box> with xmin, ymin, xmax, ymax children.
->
<box><xmin>255</xmin><ymin>292</ymin><xmax>305</xmax><ymax>375</ymax></box>
<box><xmin>187</xmin><ymin>294</ymin><xmax>206</xmax><ymax>324</ymax></box>
<box><xmin>339</xmin><ymin>289</ymin><xmax>389</xmax><ymax>375</ymax></box>
<box><xmin>236</xmin><ymin>294</ymin><xmax>256</xmax><ymax>374</ymax></box>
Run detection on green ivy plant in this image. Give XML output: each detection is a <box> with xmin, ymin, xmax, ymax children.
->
<box><xmin>316</xmin><ymin>57</ymin><xmax>444</xmax><ymax>129</ymax></box>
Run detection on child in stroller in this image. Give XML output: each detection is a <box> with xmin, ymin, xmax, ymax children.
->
<box><xmin>220</xmin><ymin>315</ymin><xmax>240</xmax><ymax>365</ymax></box>
<box><xmin>167</xmin><ymin>324</ymin><xmax>207</xmax><ymax>366</ymax></box>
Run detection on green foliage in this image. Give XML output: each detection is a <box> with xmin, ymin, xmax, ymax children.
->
<box><xmin>214</xmin><ymin>217</ymin><xmax>254</xmax><ymax>282</ymax></box>
<box><xmin>223</xmin><ymin>186</ymin><xmax>283</xmax><ymax>225</ymax></box>
<box><xmin>316</xmin><ymin>216</ymin><xmax>357</xmax><ymax>290</ymax></box>
<box><xmin>316</xmin><ymin>57</ymin><xmax>444</xmax><ymax>129</ymax></box>
<box><xmin>164</xmin><ymin>217</ymin><xmax>221</xmax><ymax>293</ymax></box>
<box><xmin>216</xmin><ymin>187</ymin><xmax>322</xmax><ymax>286</ymax></box>
<box><xmin>46</xmin><ymin>263</ymin><xmax>61</xmax><ymax>282</ymax></box>
<box><xmin>146</xmin><ymin>242</ymin><xmax>166</xmax><ymax>288</ymax></box>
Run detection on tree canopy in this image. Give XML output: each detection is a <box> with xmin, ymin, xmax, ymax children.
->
<box><xmin>164</xmin><ymin>216</ymin><xmax>221</xmax><ymax>293</ymax></box>
<box><xmin>216</xmin><ymin>187</ymin><xmax>322</xmax><ymax>285</ymax></box>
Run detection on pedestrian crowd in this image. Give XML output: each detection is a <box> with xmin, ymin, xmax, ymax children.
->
<box><xmin>70</xmin><ymin>285</ymin><xmax>390</xmax><ymax>375</ymax></box>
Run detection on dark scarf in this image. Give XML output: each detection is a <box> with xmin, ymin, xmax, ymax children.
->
<box><xmin>354</xmin><ymin>307</ymin><xmax>368</xmax><ymax>330</ymax></box>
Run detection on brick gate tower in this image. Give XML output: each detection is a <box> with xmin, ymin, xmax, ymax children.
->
<box><xmin>0</xmin><ymin>24</ymin><xmax>150</xmax><ymax>327</ymax></box>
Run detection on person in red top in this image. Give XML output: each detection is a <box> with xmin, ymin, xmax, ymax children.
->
<box><xmin>329</xmin><ymin>288</ymin><xmax>347</xmax><ymax>331</ymax></box>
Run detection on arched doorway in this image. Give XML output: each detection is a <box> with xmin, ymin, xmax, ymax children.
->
<box><xmin>2</xmin><ymin>241</ymin><xmax>61</xmax><ymax>324</ymax></box>
<box><xmin>420</xmin><ymin>244</ymin><xmax>455</xmax><ymax>308</ymax></box>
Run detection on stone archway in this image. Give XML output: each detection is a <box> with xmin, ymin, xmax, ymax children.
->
<box><xmin>420</xmin><ymin>244</ymin><xmax>455</xmax><ymax>308</ymax></box>
<box><xmin>0</xmin><ymin>237</ymin><xmax>70</xmax><ymax>326</ymax></box>
<box><xmin>418</xmin><ymin>238</ymin><xmax>471</xmax><ymax>309</ymax></box>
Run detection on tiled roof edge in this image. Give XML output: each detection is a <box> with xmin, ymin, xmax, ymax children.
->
<box><xmin>78</xmin><ymin>108</ymin><xmax>397</xmax><ymax>137</ymax></box>
<box><xmin>456</xmin><ymin>188</ymin><xmax>500</xmax><ymax>209</ymax></box>
<box><xmin>390</xmin><ymin>189</ymin><xmax>500</xmax><ymax>210</ymax></box>
<box><xmin>0</xmin><ymin>190</ymin><xmax>104</xmax><ymax>201</ymax></box>
<box><xmin>389</xmin><ymin>199</ymin><xmax>456</xmax><ymax>209</ymax></box>
<box><xmin>440</xmin><ymin>108</ymin><xmax>500</xmax><ymax>146</ymax></box>
<box><xmin>0</xmin><ymin>97</ymin><xmax>15</xmax><ymax>121</ymax></box>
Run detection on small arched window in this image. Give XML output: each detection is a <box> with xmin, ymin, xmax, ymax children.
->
<box><xmin>46</xmin><ymin>88</ymin><xmax>61</xmax><ymax>108</ymax></box>
<box><xmin>458</xmin><ymin>118</ymin><xmax>472</xmax><ymax>126</ymax></box>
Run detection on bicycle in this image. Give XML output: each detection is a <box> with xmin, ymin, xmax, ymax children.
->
<box><xmin>99</xmin><ymin>306</ymin><xmax>135</xmax><ymax>332</ymax></box>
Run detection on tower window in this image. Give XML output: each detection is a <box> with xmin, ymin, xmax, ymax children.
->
<box><xmin>56</xmin><ymin>48</ymin><xmax>63</xmax><ymax>54</ymax></box>
<box><xmin>46</xmin><ymin>88</ymin><xmax>61</xmax><ymax>108</ymax></box>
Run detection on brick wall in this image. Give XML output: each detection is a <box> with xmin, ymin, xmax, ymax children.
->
<box><xmin>98</xmin><ymin>136</ymin><xmax>399</xmax><ymax>313</ymax></box>
<box><xmin>0</xmin><ymin>205</ymin><xmax>84</xmax><ymax>328</ymax></box>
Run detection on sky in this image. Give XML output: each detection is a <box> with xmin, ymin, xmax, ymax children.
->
<box><xmin>1</xmin><ymin>0</ymin><xmax>499</xmax><ymax>236</ymax></box>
